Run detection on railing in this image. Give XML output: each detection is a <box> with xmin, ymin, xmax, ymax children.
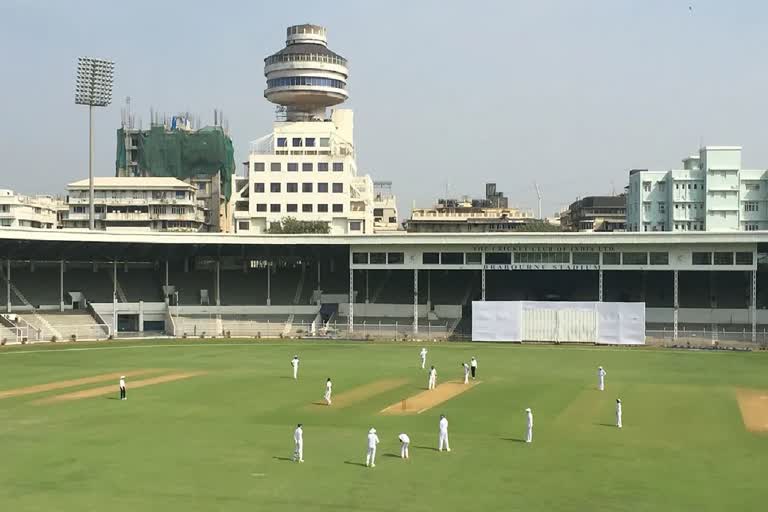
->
<box><xmin>646</xmin><ymin>328</ymin><xmax>768</xmax><ymax>347</ymax></box>
<box><xmin>23</xmin><ymin>323</ymin><xmax>110</xmax><ymax>342</ymax></box>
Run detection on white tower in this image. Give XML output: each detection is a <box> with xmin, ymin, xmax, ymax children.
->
<box><xmin>264</xmin><ymin>24</ymin><xmax>349</xmax><ymax>121</ymax></box>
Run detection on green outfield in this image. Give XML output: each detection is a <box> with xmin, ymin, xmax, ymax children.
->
<box><xmin>0</xmin><ymin>340</ymin><xmax>766</xmax><ymax>511</ymax></box>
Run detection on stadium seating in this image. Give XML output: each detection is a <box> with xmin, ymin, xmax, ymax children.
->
<box><xmin>63</xmin><ymin>267</ymin><xmax>114</xmax><ymax>303</ymax></box>
<box><xmin>4</xmin><ymin>264</ymin><xmax>60</xmax><ymax>307</ymax></box>
<box><xmin>18</xmin><ymin>311</ymin><xmax>108</xmax><ymax>341</ymax></box>
<box><xmin>118</xmin><ymin>268</ymin><xmax>163</xmax><ymax>303</ymax></box>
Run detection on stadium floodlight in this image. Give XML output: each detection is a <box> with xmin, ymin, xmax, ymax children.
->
<box><xmin>75</xmin><ymin>57</ymin><xmax>114</xmax><ymax>230</ymax></box>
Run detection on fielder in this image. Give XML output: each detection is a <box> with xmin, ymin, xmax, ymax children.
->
<box><xmin>616</xmin><ymin>399</ymin><xmax>622</xmax><ymax>428</ymax></box>
<box><xmin>398</xmin><ymin>433</ymin><xmax>410</xmax><ymax>459</ymax></box>
<box><xmin>419</xmin><ymin>347</ymin><xmax>428</xmax><ymax>369</ymax></box>
<box><xmin>470</xmin><ymin>356</ymin><xmax>477</xmax><ymax>380</ymax></box>
<box><xmin>293</xmin><ymin>423</ymin><xmax>304</xmax><ymax>462</ymax></box>
<box><xmin>366</xmin><ymin>427</ymin><xmax>380</xmax><ymax>467</ymax></box>
<box><xmin>462</xmin><ymin>362</ymin><xmax>470</xmax><ymax>384</ymax></box>
<box><xmin>525</xmin><ymin>408</ymin><xmax>533</xmax><ymax>443</ymax></box>
<box><xmin>119</xmin><ymin>375</ymin><xmax>126</xmax><ymax>401</ymax></box>
<box><xmin>291</xmin><ymin>355</ymin><xmax>300</xmax><ymax>379</ymax></box>
<box><xmin>428</xmin><ymin>366</ymin><xmax>437</xmax><ymax>390</ymax></box>
<box><xmin>438</xmin><ymin>414</ymin><xmax>451</xmax><ymax>452</ymax></box>
<box><xmin>324</xmin><ymin>377</ymin><xmax>333</xmax><ymax>405</ymax></box>
<box><xmin>597</xmin><ymin>366</ymin><xmax>607</xmax><ymax>391</ymax></box>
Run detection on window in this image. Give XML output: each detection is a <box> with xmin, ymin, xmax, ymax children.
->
<box><xmin>270</xmin><ymin>183</ymin><xmax>281</xmax><ymax>193</ymax></box>
<box><xmin>302</xmin><ymin>204</ymin><xmax>313</xmax><ymax>213</ymax></box>
<box><xmin>318</xmin><ymin>162</ymin><xmax>328</xmax><ymax>172</ymax></box>
<box><xmin>622</xmin><ymin>252</ymin><xmax>648</xmax><ymax>265</ymax></box>
<box><xmin>305</xmin><ymin>138</ymin><xmax>316</xmax><ymax>147</ymax></box>
<box><xmin>292</xmin><ymin>137</ymin><xmax>302</xmax><ymax>147</ymax></box>
<box><xmin>643</xmin><ymin>181</ymin><xmax>651</xmax><ymax>192</ymax></box>
<box><xmin>465</xmin><ymin>252</ymin><xmax>482</xmax><ymax>264</ymax></box>
<box><xmin>746</xmin><ymin>183</ymin><xmax>760</xmax><ymax>191</ymax></box>
<box><xmin>286</xmin><ymin>204</ymin><xmax>298</xmax><ymax>213</ymax></box>
<box><xmin>713</xmin><ymin>252</ymin><xmax>733</xmax><ymax>265</ymax></box>
<box><xmin>692</xmin><ymin>252</ymin><xmax>712</xmax><ymax>265</ymax></box>
<box><xmin>736</xmin><ymin>252</ymin><xmax>754</xmax><ymax>265</ymax></box>
<box><xmin>675</xmin><ymin>204</ymin><xmax>679</xmax><ymax>210</ymax></box>
<box><xmin>369</xmin><ymin>253</ymin><xmax>386</xmax><ymax>264</ymax></box>
<box><xmin>175</xmin><ymin>191</ymin><xmax>185</xmax><ymax>199</ymax></box>
<box><xmin>603</xmin><ymin>252</ymin><xmax>620</xmax><ymax>265</ymax></box>
<box><xmin>277</xmin><ymin>138</ymin><xmax>287</xmax><ymax>147</ymax></box>
<box><xmin>572</xmin><ymin>252</ymin><xmax>599</xmax><ymax>265</ymax></box>
<box><xmin>333</xmin><ymin>162</ymin><xmax>343</xmax><ymax>172</ymax></box>
<box><xmin>693</xmin><ymin>184</ymin><xmax>698</xmax><ymax>189</ymax></box>
<box><xmin>642</xmin><ymin>203</ymin><xmax>650</xmax><ymax>214</ymax></box>
<box><xmin>649</xmin><ymin>252</ymin><xmax>669</xmax><ymax>265</ymax></box>
<box><xmin>332</xmin><ymin>204</ymin><xmax>343</xmax><ymax>213</ymax></box>
<box><xmin>254</xmin><ymin>183</ymin><xmax>265</xmax><ymax>193</ymax></box>
<box><xmin>373</xmin><ymin>208</ymin><xmax>384</xmax><ymax>217</ymax></box>
<box><xmin>658</xmin><ymin>202</ymin><xmax>666</xmax><ymax>213</ymax></box>
<box><xmin>287</xmin><ymin>163</ymin><xmax>298</xmax><ymax>172</ymax></box>
<box><xmin>302</xmin><ymin>183</ymin><xmax>313</xmax><ymax>193</ymax></box>
<box><xmin>253</xmin><ymin>162</ymin><xmax>265</xmax><ymax>172</ymax></box>
<box><xmin>658</xmin><ymin>182</ymin><xmax>666</xmax><ymax>192</ymax></box>
<box><xmin>318</xmin><ymin>204</ymin><xmax>329</xmax><ymax>213</ymax></box>
<box><xmin>515</xmin><ymin>252</ymin><xmax>570</xmax><ymax>264</ymax></box>
<box><xmin>256</xmin><ymin>203</ymin><xmax>267</xmax><ymax>212</ymax></box>
<box><xmin>318</xmin><ymin>183</ymin><xmax>328</xmax><ymax>193</ymax></box>
<box><xmin>302</xmin><ymin>163</ymin><xmax>313</xmax><ymax>172</ymax></box>
<box><xmin>675</xmin><ymin>183</ymin><xmax>679</xmax><ymax>190</ymax></box>
<box><xmin>332</xmin><ymin>183</ymin><xmax>343</xmax><ymax>193</ymax></box>
<box><xmin>387</xmin><ymin>252</ymin><xmax>404</xmax><ymax>264</ymax></box>
<box><xmin>238</xmin><ymin>221</ymin><xmax>249</xmax><ymax>231</ymax></box>
<box><xmin>320</xmin><ymin>138</ymin><xmax>330</xmax><ymax>147</ymax></box>
<box><xmin>746</xmin><ymin>223</ymin><xmax>759</xmax><ymax>231</ymax></box>
<box><xmin>422</xmin><ymin>252</ymin><xmax>439</xmax><ymax>264</ymax></box>
<box><xmin>441</xmin><ymin>252</ymin><xmax>464</xmax><ymax>265</ymax></box>
<box><xmin>350</xmin><ymin>221</ymin><xmax>361</xmax><ymax>231</ymax></box>
<box><xmin>352</xmin><ymin>252</ymin><xmax>368</xmax><ymax>264</ymax></box>
<box><xmin>270</xmin><ymin>204</ymin><xmax>281</xmax><ymax>213</ymax></box>
<box><xmin>485</xmin><ymin>252</ymin><xmax>511</xmax><ymax>264</ymax></box>
<box><xmin>287</xmin><ymin>183</ymin><xmax>298</xmax><ymax>193</ymax></box>
<box><xmin>271</xmin><ymin>162</ymin><xmax>281</xmax><ymax>172</ymax></box>
<box><xmin>745</xmin><ymin>201</ymin><xmax>759</xmax><ymax>212</ymax></box>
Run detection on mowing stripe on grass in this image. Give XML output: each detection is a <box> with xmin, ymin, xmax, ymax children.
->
<box><xmin>33</xmin><ymin>372</ymin><xmax>206</xmax><ymax>404</ymax></box>
<box><xmin>0</xmin><ymin>370</ymin><xmax>159</xmax><ymax>400</ymax></box>
<box><xmin>380</xmin><ymin>380</ymin><xmax>481</xmax><ymax>415</ymax></box>
<box><xmin>308</xmin><ymin>378</ymin><xmax>409</xmax><ymax>409</ymax></box>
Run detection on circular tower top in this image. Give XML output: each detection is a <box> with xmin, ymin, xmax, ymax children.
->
<box><xmin>286</xmin><ymin>24</ymin><xmax>327</xmax><ymax>46</ymax></box>
<box><xmin>264</xmin><ymin>24</ymin><xmax>348</xmax><ymax>121</ymax></box>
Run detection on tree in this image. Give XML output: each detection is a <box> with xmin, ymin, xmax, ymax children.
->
<box><xmin>268</xmin><ymin>216</ymin><xmax>330</xmax><ymax>234</ymax></box>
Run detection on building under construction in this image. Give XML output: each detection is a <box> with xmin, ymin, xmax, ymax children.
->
<box><xmin>115</xmin><ymin>109</ymin><xmax>235</xmax><ymax>232</ymax></box>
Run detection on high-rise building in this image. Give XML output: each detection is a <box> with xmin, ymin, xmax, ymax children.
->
<box><xmin>232</xmin><ymin>24</ymin><xmax>396</xmax><ymax>234</ymax></box>
<box><xmin>560</xmin><ymin>195</ymin><xmax>626</xmax><ymax>232</ymax></box>
<box><xmin>626</xmin><ymin>146</ymin><xmax>768</xmax><ymax>232</ymax></box>
<box><xmin>0</xmin><ymin>190</ymin><xmax>63</xmax><ymax>229</ymax></box>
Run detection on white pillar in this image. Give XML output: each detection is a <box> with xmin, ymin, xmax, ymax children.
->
<box><xmin>481</xmin><ymin>267</ymin><xmax>486</xmax><ymax>301</ymax></box>
<box><xmin>6</xmin><ymin>259</ymin><xmax>11</xmax><ymax>313</ymax></box>
<box><xmin>348</xmin><ymin>265</ymin><xmax>354</xmax><ymax>332</ymax></box>
<box><xmin>413</xmin><ymin>269</ymin><xmax>419</xmax><ymax>335</ymax></box>
<box><xmin>266</xmin><ymin>262</ymin><xmax>271</xmax><ymax>306</ymax></box>
<box><xmin>164</xmin><ymin>260</ymin><xmax>169</xmax><ymax>305</ymax></box>
<box><xmin>598</xmin><ymin>268</ymin><xmax>604</xmax><ymax>302</ymax></box>
<box><xmin>59</xmin><ymin>260</ymin><xmax>65</xmax><ymax>312</ymax></box>
<box><xmin>112</xmin><ymin>260</ymin><xmax>117</xmax><ymax>337</ymax></box>
<box><xmin>427</xmin><ymin>270</ymin><xmax>431</xmax><ymax>309</ymax></box>
<box><xmin>138</xmin><ymin>300</ymin><xmax>144</xmax><ymax>333</ymax></box>
<box><xmin>215</xmin><ymin>260</ymin><xmax>221</xmax><ymax>307</ymax></box>
<box><xmin>365</xmin><ymin>270</ymin><xmax>369</xmax><ymax>304</ymax></box>
<box><xmin>751</xmin><ymin>269</ymin><xmax>757</xmax><ymax>343</ymax></box>
<box><xmin>673</xmin><ymin>270</ymin><xmax>679</xmax><ymax>342</ymax></box>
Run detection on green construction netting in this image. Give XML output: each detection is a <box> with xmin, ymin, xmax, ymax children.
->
<box><xmin>116</xmin><ymin>126</ymin><xmax>235</xmax><ymax>200</ymax></box>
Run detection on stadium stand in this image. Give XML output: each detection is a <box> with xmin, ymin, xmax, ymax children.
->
<box><xmin>63</xmin><ymin>266</ymin><xmax>114</xmax><ymax>304</ymax></box>
<box><xmin>17</xmin><ymin>311</ymin><xmax>109</xmax><ymax>341</ymax></box>
<box><xmin>118</xmin><ymin>267</ymin><xmax>163</xmax><ymax>303</ymax></box>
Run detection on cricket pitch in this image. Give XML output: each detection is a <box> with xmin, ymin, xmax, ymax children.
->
<box><xmin>736</xmin><ymin>388</ymin><xmax>768</xmax><ymax>432</ymax></box>
<box><xmin>380</xmin><ymin>380</ymin><xmax>481</xmax><ymax>415</ymax></box>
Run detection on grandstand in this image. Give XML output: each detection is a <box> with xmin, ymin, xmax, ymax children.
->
<box><xmin>1</xmin><ymin>229</ymin><xmax>767</xmax><ymax>344</ymax></box>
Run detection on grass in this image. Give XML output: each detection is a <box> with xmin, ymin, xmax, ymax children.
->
<box><xmin>0</xmin><ymin>339</ymin><xmax>767</xmax><ymax>511</ymax></box>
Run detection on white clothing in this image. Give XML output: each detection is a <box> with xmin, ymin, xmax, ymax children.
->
<box><xmin>420</xmin><ymin>348</ymin><xmax>427</xmax><ymax>369</ymax></box>
<box><xmin>428</xmin><ymin>368</ymin><xmax>437</xmax><ymax>390</ymax></box>
<box><xmin>438</xmin><ymin>417</ymin><xmax>450</xmax><ymax>451</ymax></box>
<box><xmin>399</xmin><ymin>433</ymin><xmax>410</xmax><ymax>459</ymax></box>
<box><xmin>366</xmin><ymin>433</ymin><xmax>380</xmax><ymax>466</ymax></box>
<box><xmin>119</xmin><ymin>378</ymin><xmax>125</xmax><ymax>389</ymax></box>
<box><xmin>324</xmin><ymin>381</ymin><xmax>332</xmax><ymax>404</ymax></box>
<box><xmin>293</xmin><ymin>427</ymin><xmax>304</xmax><ymax>462</ymax></box>
<box><xmin>525</xmin><ymin>411</ymin><xmax>533</xmax><ymax>443</ymax></box>
<box><xmin>616</xmin><ymin>403</ymin><xmax>622</xmax><ymax>428</ymax></box>
<box><xmin>598</xmin><ymin>368</ymin><xmax>606</xmax><ymax>391</ymax></box>
<box><xmin>470</xmin><ymin>358</ymin><xmax>477</xmax><ymax>368</ymax></box>
<box><xmin>463</xmin><ymin>363</ymin><xmax>470</xmax><ymax>384</ymax></box>
<box><xmin>291</xmin><ymin>358</ymin><xmax>299</xmax><ymax>379</ymax></box>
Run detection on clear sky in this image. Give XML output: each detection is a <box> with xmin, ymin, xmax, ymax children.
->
<box><xmin>1</xmin><ymin>0</ymin><xmax>767</xmax><ymax>217</ymax></box>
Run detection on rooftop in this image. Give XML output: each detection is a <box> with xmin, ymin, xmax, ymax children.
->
<box><xmin>68</xmin><ymin>177</ymin><xmax>194</xmax><ymax>190</ymax></box>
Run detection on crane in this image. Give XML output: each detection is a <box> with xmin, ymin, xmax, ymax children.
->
<box><xmin>534</xmin><ymin>182</ymin><xmax>542</xmax><ymax>220</ymax></box>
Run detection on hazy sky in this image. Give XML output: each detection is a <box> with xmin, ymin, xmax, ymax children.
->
<box><xmin>1</xmin><ymin>0</ymin><xmax>767</xmax><ymax>217</ymax></box>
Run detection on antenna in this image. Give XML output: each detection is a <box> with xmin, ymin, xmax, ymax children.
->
<box><xmin>534</xmin><ymin>182</ymin><xmax>542</xmax><ymax>219</ymax></box>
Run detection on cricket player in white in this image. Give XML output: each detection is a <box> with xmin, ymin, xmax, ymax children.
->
<box><xmin>419</xmin><ymin>347</ymin><xmax>428</xmax><ymax>369</ymax></box>
<box><xmin>598</xmin><ymin>366</ymin><xmax>607</xmax><ymax>391</ymax></box>
<box><xmin>293</xmin><ymin>424</ymin><xmax>304</xmax><ymax>462</ymax></box>
<box><xmin>398</xmin><ymin>433</ymin><xmax>410</xmax><ymax>459</ymax></box>
<box><xmin>428</xmin><ymin>366</ymin><xmax>437</xmax><ymax>390</ymax></box>
<box><xmin>324</xmin><ymin>378</ymin><xmax>332</xmax><ymax>405</ymax></box>
<box><xmin>291</xmin><ymin>355</ymin><xmax>300</xmax><ymax>379</ymax></box>
<box><xmin>119</xmin><ymin>376</ymin><xmax>126</xmax><ymax>400</ymax></box>
<box><xmin>525</xmin><ymin>408</ymin><xmax>533</xmax><ymax>443</ymax></box>
<box><xmin>366</xmin><ymin>428</ymin><xmax>380</xmax><ymax>467</ymax></box>
<box><xmin>470</xmin><ymin>356</ymin><xmax>477</xmax><ymax>380</ymax></box>
<box><xmin>462</xmin><ymin>362</ymin><xmax>470</xmax><ymax>384</ymax></box>
<box><xmin>438</xmin><ymin>414</ymin><xmax>450</xmax><ymax>452</ymax></box>
<box><xmin>616</xmin><ymin>399</ymin><xmax>622</xmax><ymax>428</ymax></box>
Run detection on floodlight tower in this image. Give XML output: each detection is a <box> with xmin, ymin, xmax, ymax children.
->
<box><xmin>75</xmin><ymin>57</ymin><xmax>114</xmax><ymax>230</ymax></box>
